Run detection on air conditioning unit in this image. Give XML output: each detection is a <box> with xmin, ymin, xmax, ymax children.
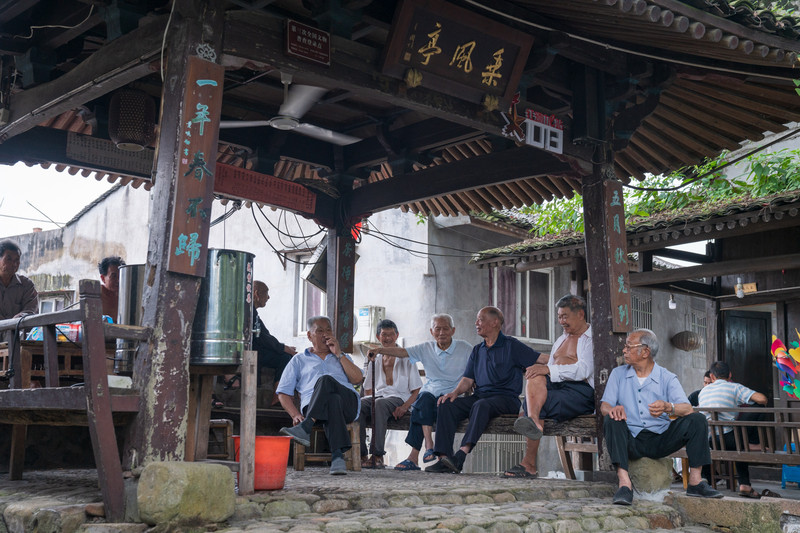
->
<box><xmin>353</xmin><ymin>305</ymin><xmax>385</xmax><ymax>343</ymax></box>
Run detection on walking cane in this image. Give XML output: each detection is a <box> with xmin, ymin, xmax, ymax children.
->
<box><xmin>369</xmin><ymin>349</ymin><xmax>377</xmax><ymax>469</ymax></box>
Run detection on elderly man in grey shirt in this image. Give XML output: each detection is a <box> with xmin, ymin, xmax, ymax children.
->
<box><xmin>0</xmin><ymin>240</ymin><xmax>38</xmax><ymax>321</ymax></box>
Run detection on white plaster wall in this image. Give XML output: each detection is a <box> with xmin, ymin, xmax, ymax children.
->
<box><xmin>13</xmin><ymin>185</ymin><xmax>151</xmax><ymax>298</ymax></box>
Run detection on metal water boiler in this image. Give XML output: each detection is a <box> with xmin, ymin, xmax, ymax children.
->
<box><xmin>190</xmin><ymin>248</ymin><xmax>254</xmax><ymax>365</ymax></box>
<box><xmin>114</xmin><ymin>264</ymin><xmax>146</xmax><ymax>375</ymax></box>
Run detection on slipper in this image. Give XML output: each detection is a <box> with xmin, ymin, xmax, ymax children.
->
<box><xmin>211</xmin><ymin>394</ymin><xmax>224</xmax><ymax>409</ymax></box>
<box><xmin>503</xmin><ymin>464</ymin><xmax>537</xmax><ymax>478</ymax></box>
<box><xmin>223</xmin><ymin>375</ymin><xmax>241</xmax><ymax>390</ymax></box>
<box><xmin>761</xmin><ymin>489</ymin><xmax>782</xmax><ymax>498</ymax></box>
<box><xmin>738</xmin><ymin>488</ymin><xmax>761</xmax><ymax>499</ymax></box>
<box><xmin>513</xmin><ymin>416</ymin><xmax>543</xmax><ymax>441</ymax></box>
<box><xmin>394</xmin><ymin>459</ymin><xmax>421</xmax><ymax>471</ymax></box>
<box><xmin>423</xmin><ymin>448</ymin><xmax>436</xmax><ymax>462</ymax></box>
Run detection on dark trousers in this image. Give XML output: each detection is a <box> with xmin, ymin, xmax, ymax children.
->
<box><xmin>405</xmin><ymin>392</ymin><xmax>439</xmax><ymax>450</ymax></box>
<box><xmin>303</xmin><ymin>375</ymin><xmax>359</xmax><ymax>452</ymax></box>
<box><xmin>434</xmin><ymin>394</ymin><xmax>520</xmax><ymax>456</ymax></box>
<box><xmin>604</xmin><ymin>412</ymin><xmax>711</xmax><ymax>472</ymax></box>
<box><xmin>702</xmin><ymin>431</ymin><xmax>750</xmax><ymax>487</ymax></box>
<box><xmin>257</xmin><ymin>349</ymin><xmax>292</xmax><ymax>387</ymax></box>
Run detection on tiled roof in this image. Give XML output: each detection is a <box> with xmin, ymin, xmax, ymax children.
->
<box><xmin>473</xmin><ymin>188</ymin><xmax>800</xmax><ymax>266</ymax></box>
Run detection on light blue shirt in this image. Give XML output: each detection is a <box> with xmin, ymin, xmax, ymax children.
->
<box><xmin>697</xmin><ymin>379</ymin><xmax>757</xmax><ymax>434</ymax></box>
<box><xmin>406</xmin><ymin>339</ymin><xmax>472</xmax><ymax>397</ymax></box>
<box><xmin>276</xmin><ymin>348</ymin><xmax>362</xmax><ymax>419</ymax></box>
<box><xmin>601</xmin><ymin>362</ymin><xmax>689</xmax><ymax>437</ymax></box>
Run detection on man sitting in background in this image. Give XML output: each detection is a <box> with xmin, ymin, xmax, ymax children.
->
<box><xmin>98</xmin><ymin>256</ymin><xmax>125</xmax><ymax>319</ymax></box>
<box><xmin>698</xmin><ymin>360</ymin><xmax>767</xmax><ymax>499</ymax></box>
<box><xmin>0</xmin><ymin>239</ymin><xmax>38</xmax><ymax>321</ymax></box>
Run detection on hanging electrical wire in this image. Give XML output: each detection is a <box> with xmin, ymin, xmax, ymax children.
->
<box><xmin>209</xmin><ymin>199</ymin><xmax>242</xmax><ymax>227</ymax></box>
<box><xmin>256</xmin><ymin>204</ymin><xmax>325</xmax><ymax>242</ymax></box>
<box><xmin>362</xmin><ymin>229</ymin><xmax>477</xmax><ymax>259</ymax></box>
<box><xmin>367</xmin><ymin>220</ymin><xmax>486</xmax><ymax>254</ymax></box>
<box><xmin>251</xmin><ymin>206</ymin><xmax>325</xmax><ymax>266</ymax></box>
<box><xmin>623</xmin><ymin>125</ymin><xmax>800</xmax><ymax>192</ymax></box>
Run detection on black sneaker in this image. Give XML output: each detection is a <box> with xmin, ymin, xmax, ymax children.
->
<box><xmin>687</xmin><ymin>480</ymin><xmax>723</xmax><ymax>498</ymax></box>
<box><xmin>279</xmin><ymin>425</ymin><xmax>311</xmax><ymax>447</ymax></box>
<box><xmin>612</xmin><ymin>485</ymin><xmax>633</xmax><ymax>505</ymax></box>
<box><xmin>426</xmin><ymin>460</ymin><xmax>454</xmax><ymax>473</ymax></box>
<box><xmin>439</xmin><ymin>455</ymin><xmax>462</xmax><ymax>474</ymax></box>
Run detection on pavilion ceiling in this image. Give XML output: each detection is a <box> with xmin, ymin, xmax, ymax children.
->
<box><xmin>1</xmin><ymin>0</ymin><xmax>800</xmax><ymax>223</ymax></box>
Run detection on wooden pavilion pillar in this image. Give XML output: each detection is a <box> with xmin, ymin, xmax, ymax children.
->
<box><xmin>123</xmin><ymin>0</ymin><xmax>225</xmax><ymax>468</ymax></box>
<box><xmin>583</xmin><ymin>162</ymin><xmax>630</xmax><ymax>473</ymax></box>
<box><xmin>326</xmin><ymin>229</ymin><xmax>357</xmax><ymax>353</ymax></box>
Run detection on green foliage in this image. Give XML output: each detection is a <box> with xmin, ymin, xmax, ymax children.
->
<box><xmin>519</xmin><ymin>148</ymin><xmax>800</xmax><ymax>237</ymax></box>
<box><xmin>415</xmin><ymin>212</ymin><xmax>427</xmax><ymax>225</ymax></box>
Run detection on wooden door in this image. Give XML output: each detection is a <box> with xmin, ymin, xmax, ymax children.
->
<box><xmin>721</xmin><ymin>310</ymin><xmax>773</xmax><ymax>405</ymax></box>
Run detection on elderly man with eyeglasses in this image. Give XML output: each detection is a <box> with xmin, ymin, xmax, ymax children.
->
<box><xmin>600</xmin><ymin>328</ymin><xmax>721</xmax><ymax>505</ymax></box>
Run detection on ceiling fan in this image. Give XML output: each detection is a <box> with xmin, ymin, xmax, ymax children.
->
<box><xmin>219</xmin><ymin>72</ymin><xmax>361</xmax><ymax>146</ymax></box>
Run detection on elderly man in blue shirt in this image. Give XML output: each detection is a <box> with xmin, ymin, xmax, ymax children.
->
<box><xmin>277</xmin><ymin>315</ymin><xmax>363</xmax><ymax>475</ymax></box>
<box><xmin>368</xmin><ymin>313</ymin><xmax>471</xmax><ymax>471</ymax></box>
<box><xmin>601</xmin><ymin>328</ymin><xmax>721</xmax><ymax>505</ymax></box>
<box><xmin>428</xmin><ymin>306</ymin><xmax>540</xmax><ymax>474</ymax></box>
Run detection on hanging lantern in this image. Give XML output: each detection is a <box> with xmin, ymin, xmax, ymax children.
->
<box><xmin>108</xmin><ymin>89</ymin><xmax>156</xmax><ymax>151</ymax></box>
<box><xmin>671</xmin><ymin>330</ymin><xmax>703</xmax><ymax>351</ymax></box>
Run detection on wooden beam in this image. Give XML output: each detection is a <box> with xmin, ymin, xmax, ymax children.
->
<box><xmin>221</xmin><ymin>12</ymin><xmax>595</xmax><ymax>168</ymax></box>
<box><xmin>630</xmin><ymin>253</ymin><xmax>800</xmax><ymax>286</ymax></box>
<box><xmin>344</xmin><ymin>146</ymin><xmax>572</xmax><ymax>218</ymax></box>
<box><xmin>650</xmin><ymin>247</ymin><xmax>713</xmax><ymax>263</ymax></box>
<box><xmin>0</xmin><ymin>16</ymin><xmax>167</xmax><ymax>143</ymax></box>
<box><xmin>122</xmin><ymin>0</ymin><xmax>225</xmax><ymax>470</ymax></box>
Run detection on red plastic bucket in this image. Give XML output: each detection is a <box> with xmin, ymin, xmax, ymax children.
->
<box><xmin>233</xmin><ymin>435</ymin><xmax>291</xmax><ymax>490</ymax></box>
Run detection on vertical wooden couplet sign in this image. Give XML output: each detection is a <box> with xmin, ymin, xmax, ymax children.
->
<box><xmin>605</xmin><ymin>180</ymin><xmax>632</xmax><ymax>332</ymax></box>
<box><xmin>327</xmin><ymin>230</ymin><xmax>357</xmax><ymax>353</ymax></box>
<box><xmin>167</xmin><ymin>55</ymin><xmax>225</xmax><ymax>276</ymax></box>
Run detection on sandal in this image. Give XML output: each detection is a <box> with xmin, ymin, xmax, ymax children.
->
<box><xmin>211</xmin><ymin>394</ymin><xmax>224</xmax><ymax>409</ymax></box>
<box><xmin>423</xmin><ymin>448</ymin><xmax>436</xmax><ymax>463</ymax></box>
<box><xmin>223</xmin><ymin>375</ymin><xmax>241</xmax><ymax>390</ymax></box>
<box><xmin>738</xmin><ymin>488</ymin><xmax>761</xmax><ymax>499</ymax></box>
<box><xmin>394</xmin><ymin>459</ymin><xmax>421</xmax><ymax>471</ymax></box>
<box><xmin>761</xmin><ymin>488</ymin><xmax>782</xmax><ymax>498</ymax></box>
<box><xmin>503</xmin><ymin>464</ymin><xmax>537</xmax><ymax>478</ymax></box>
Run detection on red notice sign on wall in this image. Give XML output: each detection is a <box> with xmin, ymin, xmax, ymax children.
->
<box><xmin>286</xmin><ymin>19</ymin><xmax>330</xmax><ymax>66</ymax></box>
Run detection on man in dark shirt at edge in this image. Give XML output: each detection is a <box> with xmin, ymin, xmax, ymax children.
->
<box><xmin>428</xmin><ymin>306</ymin><xmax>540</xmax><ymax>473</ymax></box>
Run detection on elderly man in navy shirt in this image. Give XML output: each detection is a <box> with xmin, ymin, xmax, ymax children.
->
<box><xmin>601</xmin><ymin>328</ymin><xmax>721</xmax><ymax>505</ymax></box>
<box><xmin>428</xmin><ymin>306</ymin><xmax>540</xmax><ymax>473</ymax></box>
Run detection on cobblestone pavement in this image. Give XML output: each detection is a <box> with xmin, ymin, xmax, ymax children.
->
<box><xmin>224</xmin><ymin>468</ymin><xmax>717</xmax><ymax>532</ymax></box>
<box><xmin>0</xmin><ymin>468</ymin><xmax>782</xmax><ymax>532</ymax></box>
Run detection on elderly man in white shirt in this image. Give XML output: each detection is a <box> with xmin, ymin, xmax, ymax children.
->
<box><xmin>505</xmin><ymin>294</ymin><xmax>595</xmax><ymax>478</ymax></box>
<box><xmin>360</xmin><ymin>319</ymin><xmax>423</xmax><ymax>469</ymax></box>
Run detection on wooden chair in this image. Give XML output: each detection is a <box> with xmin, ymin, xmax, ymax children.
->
<box><xmin>292</xmin><ymin>422</ymin><xmax>361</xmax><ymax>471</ymax></box>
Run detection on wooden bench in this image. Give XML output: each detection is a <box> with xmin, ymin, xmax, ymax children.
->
<box><xmin>382</xmin><ymin>412</ymin><xmax>597</xmax><ymax>476</ymax></box>
<box><xmin>669</xmin><ymin>407</ymin><xmax>800</xmax><ymax>489</ymax></box>
<box><xmin>0</xmin><ymin>280</ymin><xmax>150</xmax><ymax>522</ymax></box>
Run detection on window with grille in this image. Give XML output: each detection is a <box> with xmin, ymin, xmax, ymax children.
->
<box><xmin>691</xmin><ymin>311</ymin><xmax>707</xmax><ymax>357</ymax></box>
<box><xmin>631</xmin><ymin>293</ymin><xmax>652</xmax><ymax>330</ymax></box>
<box><xmin>492</xmin><ymin>267</ymin><xmax>553</xmax><ymax>343</ymax></box>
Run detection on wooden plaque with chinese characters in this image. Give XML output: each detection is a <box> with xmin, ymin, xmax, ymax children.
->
<box><xmin>382</xmin><ymin>0</ymin><xmax>533</xmax><ymax>104</ymax></box>
<box><xmin>605</xmin><ymin>180</ymin><xmax>632</xmax><ymax>332</ymax></box>
<box><xmin>167</xmin><ymin>56</ymin><xmax>224</xmax><ymax>276</ymax></box>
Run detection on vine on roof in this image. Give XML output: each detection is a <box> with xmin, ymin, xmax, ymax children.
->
<box><xmin>519</xmin><ymin>148</ymin><xmax>800</xmax><ymax>237</ymax></box>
